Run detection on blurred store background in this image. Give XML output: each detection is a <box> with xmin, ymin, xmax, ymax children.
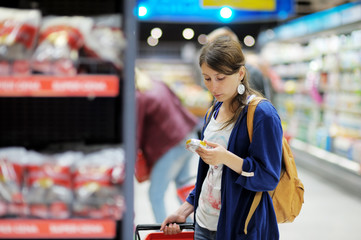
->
<box><xmin>0</xmin><ymin>0</ymin><xmax>361</xmax><ymax>240</ymax></box>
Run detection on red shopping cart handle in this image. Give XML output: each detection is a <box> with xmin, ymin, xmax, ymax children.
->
<box><xmin>135</xmin><ymin>223</ymin><xmax>194</xmax><ymax>240</ymax></box>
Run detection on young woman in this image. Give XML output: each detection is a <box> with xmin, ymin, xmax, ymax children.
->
<box><xmin>160</xmin><ymin>37</ymin><xmax>283</xmax><ymax>239</ymax></box>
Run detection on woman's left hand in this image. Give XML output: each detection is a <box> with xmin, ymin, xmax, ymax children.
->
<box><xmin>196</xmin><ymin>141</ymin><xmax>227</xmax><ymax>166</ymax></box>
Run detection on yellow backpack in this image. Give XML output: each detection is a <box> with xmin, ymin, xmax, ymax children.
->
<box><xmin>244</xmin><ymin>97</ymin><xmax>305</xmax><ymax>234</ymax></box>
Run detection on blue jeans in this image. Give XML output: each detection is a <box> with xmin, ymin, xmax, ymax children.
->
<box><xmin>195</xmin><ymin>222</ymin><xmax>217</xmax><ymax>240</ymax></box>
<box><xmin>149</xmin><ymin>130</ymin><xmax>198</xmax><ymax>223</ymax></box>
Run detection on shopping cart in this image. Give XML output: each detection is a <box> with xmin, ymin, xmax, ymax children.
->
<box><xmin>135</xmin><ymin>223</ymin><xmax>194</xmax><ymax>240</ymax></box>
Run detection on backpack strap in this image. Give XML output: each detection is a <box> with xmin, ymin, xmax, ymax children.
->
<box><xmin>246</xmin><ymin>97</ymin><xmax>264</xmax><ymax>142</ymax></box>
<box><xmin>244</xmin><ymin>96</ymin><xmax>265</xmax><ymax>234</ymax></box>
<box><xmin>205</xmin><ymin>105</ymin><xmax>213</xmax><ymax>124</ymax></box>
<box><xmin>204</xmin><ymin>102</ymin><xmax>219</xmax><ymax>128</ymax></box>
<box><xmin>244</xmin><ymin>192</ymin><xmax>262</xmax><ymax>234</ymax></box>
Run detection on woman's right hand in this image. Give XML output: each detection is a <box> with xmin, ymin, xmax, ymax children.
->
<box><xmin>160</xmin><ymin>213</ymin><xmax>186</xmax><ymax>235</ymax></box>
<box><xmin>160</xmin><ymin>201</ymin><xmax>194</xmax><ymax>235</ymax></box>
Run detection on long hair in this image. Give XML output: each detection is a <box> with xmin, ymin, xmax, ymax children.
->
<box><xmin>199</xmin><ymin>36</ymin><xmax>261</xmax><ymax>128</ymax></box>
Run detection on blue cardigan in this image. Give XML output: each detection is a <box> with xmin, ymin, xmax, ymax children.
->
<box><xmin>186</xmin><ymin>100</ymin><xmax>283</xmax><ymax>240</ymax></box>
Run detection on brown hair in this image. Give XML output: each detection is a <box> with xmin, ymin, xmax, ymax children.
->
<box><xmin>199</xmin><ymin>36</ymin><xmax>261</xmax><ymax>127</ymax></box>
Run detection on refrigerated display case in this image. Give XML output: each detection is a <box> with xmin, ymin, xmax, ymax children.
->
<box><xmin>259</xmin><ymin>1</ymin><xmax>361</xmax><ymax>197</ymax></box>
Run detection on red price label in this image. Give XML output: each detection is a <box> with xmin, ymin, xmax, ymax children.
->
<box><xmin>0</xmin><ymin>75</ymin><xmax>119</xmax><ymax>97</ymax></box>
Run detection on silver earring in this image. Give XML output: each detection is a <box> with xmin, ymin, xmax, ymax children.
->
<box><xmin>237</xmin><ymin>83</ymin><xmax>245</xmax><ymax>95</ymax></box>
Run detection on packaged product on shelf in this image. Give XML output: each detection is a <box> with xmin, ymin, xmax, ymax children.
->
<box><xmin>333</xmin><ymin>136</ymin><xmax>354</xmax><ymax>160</ymax></box>
<box><xmin>0</xmin><ymin>61</ymin><xmax>10</xmax><ymax>75</ymax></box>
<box><xmin>109</xmin><ymin>148</ymin><xmax>126</xmax><ymax>185</ymax></box>
<box><xmin>0</xmin><ymin>7</ymin><xmax>41</xmax><ymax>75</ymax></box>
<box><xmin>83</xmin><ymin>14</ymin><xmax>126</xmax><ymax>70</ymax></box>
<box><xmin>0</xmin><ymin>147</ymin><xmax>27</xmax><ymax>217</ymax></box>
<box><xmin>31</xmin><ymin>16</ymin><xmax>93</xmax><ymax>75</ymax></box>
<box><xmin>315</xmin><ymin>126</ymin><xmax>332</xmax><ymax>151</ymax></box>
<box><xmin>72</xmin><ymin>148</ymin><xmax>125</xmax><ymax>220</ymax></box>
<box><xmin>24</xmin><ymin>151</ymin><xmax>81</xmax><ymax>219</ymax></box>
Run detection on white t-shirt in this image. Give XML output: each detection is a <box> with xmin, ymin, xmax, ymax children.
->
<box><xmin>196</xmin><ymin>111</ymin><xmax>234</xmax><ymax>231</ymax></box>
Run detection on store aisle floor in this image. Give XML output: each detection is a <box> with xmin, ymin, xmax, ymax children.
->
<box><xmin>279</xmin><ymin>167</ymin><xmax>361</xmax><ymax>240</ymax></box>
<box><xmin>135</xmin><ymin>166</ymin><xmax>361</xmax><ymax>240</ymax></box>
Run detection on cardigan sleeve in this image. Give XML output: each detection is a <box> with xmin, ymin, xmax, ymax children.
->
<box><xmin>236</xmin><ymin>101</ymin><xmax>283</xmax><ymax>192</ymax></box>
<box><xmin>186</xmin><ymin>187</ymin><xmax>195</xmax><ymax>205</ymax></box>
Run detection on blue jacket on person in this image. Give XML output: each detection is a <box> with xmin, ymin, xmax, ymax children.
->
<box><xmin>186</xmin><ymin>100</ymin><xmax>283</xmax><ymax>240</ymax></box>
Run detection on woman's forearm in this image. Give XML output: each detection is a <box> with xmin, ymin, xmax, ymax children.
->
<box><xmin>223</xmin><ymin>150</ymin><xmax>244</xmax><ymax>174</ymax></box>
<box><xmin>177</xmin><ymin>201</ymin><xmax>194</xmax><ymax>219</ymax></box>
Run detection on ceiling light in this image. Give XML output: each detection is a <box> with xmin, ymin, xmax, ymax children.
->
<box><xmin>220</xmin><ymin>7</ymin><xmax>232</xmax><ymax>19</ymax></box>
<box><xmin>183</xmin><ymin>28</ymin><xmax>194</xmax><ymax>40</ymax></box>
<box><xmin>151</xmin><ymin>27</ymin><xmax>162</xmax><ymax>39</ymax></box>
<box><xmin>198</xmin><ymin>34</ymin><xmax>207</xmax><ymax>45</ymax></box>
<box><xmin>244</xmin><ymin>35</ymin><xmax>255</xmax><ymax>47</ymax></box>
<box><xmin>138</xmin><ymin>6</ymin><xmax>148</xmax><ymax>17</ymax></box>
<box><xmin>147</xmin><ymin>36</ymin><xmax>158</xmax><ymax>46</ymax></box>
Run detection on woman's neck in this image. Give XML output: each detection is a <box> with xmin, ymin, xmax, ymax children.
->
<box><xmin>216</xmin><ymin>103</ymin><xmax>233</xmax><ymax>123</ymax></box>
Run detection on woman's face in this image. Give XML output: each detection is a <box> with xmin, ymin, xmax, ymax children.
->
<box><xmin>201</xmin><ymin>63</ymin><xmax>245</xmax><ymax>104</ymax></box>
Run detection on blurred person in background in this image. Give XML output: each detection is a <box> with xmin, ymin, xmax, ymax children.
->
<box><xmin>135</xmin><ymin>67</ymin><xmax>199</xmax><ymax>223</ymax></box>
<box><xmin>246</xmin><ymin>52</ymin><xmax>284</xmax><ymax>97</ymax></box>
<box><xmin>206</xmin><ymin>27</ymin><xmax>273</xmax><ymax>101</ymax></box>
<box><xmin>160</xmin><ymin>37</ymin><xmax>283</xmax><ymax>239</ymax></box>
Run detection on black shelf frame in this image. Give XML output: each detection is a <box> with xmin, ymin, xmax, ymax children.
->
<box><xmin>0</xmin><ymin>0</ymin><xmax>138</xmax><ymax>239</ymax></box>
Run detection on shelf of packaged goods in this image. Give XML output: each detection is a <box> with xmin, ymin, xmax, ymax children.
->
<box><xmin>0</xmin><ymin>218</ymin><xmax>117</xmax><ymax>239</ymax></box>
<box><xmin>322</xmin><ymin>106</ymin><xmax>361</xmax><ymax>116</ymax></box>
<box><xmin>0</xmin><ymin>75</ymin><xmax>119</xmax><ymax>97</ymax></box>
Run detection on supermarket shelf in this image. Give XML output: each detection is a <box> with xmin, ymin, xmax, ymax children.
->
<box><xmin>291</xmin><ymin>139</ymin><xmax>361</xmax><ymax>198</ymax></box>
<box><xmin>0</xmin><ymin>1</ymin><xmax>131</xmax><ymax>239</ymax></box>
